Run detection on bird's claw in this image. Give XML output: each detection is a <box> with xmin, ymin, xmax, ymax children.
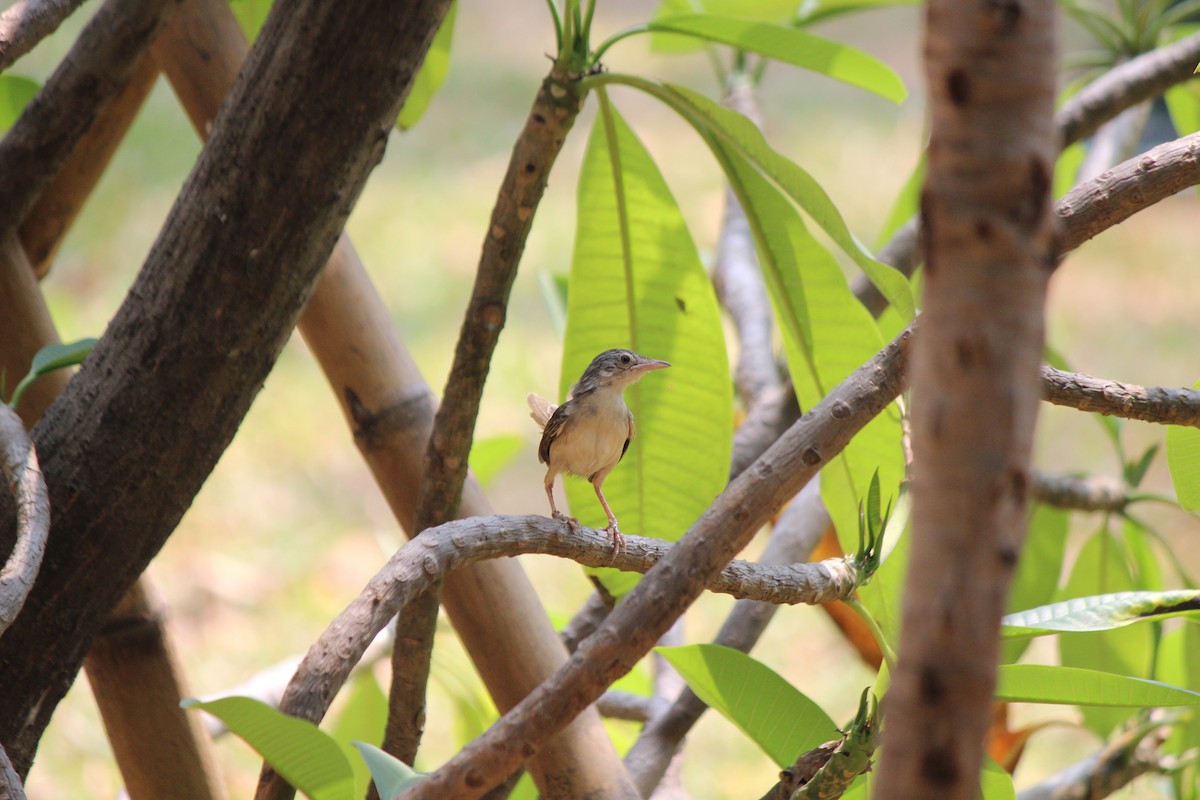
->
<box><xmin>606</xmin><ymin>523</ymin><xmax>625</xmax><ymax>562</ymax></box>
<box><xmin>552</xmin><ymin>510</ymin><xmax>581</xmax><ymax>534</ymax></box>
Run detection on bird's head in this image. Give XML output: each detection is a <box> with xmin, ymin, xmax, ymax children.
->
<box><xmin>574</xmin><ymin>349</ymin><xmax>670</xmax><ymax>395</ymax></box>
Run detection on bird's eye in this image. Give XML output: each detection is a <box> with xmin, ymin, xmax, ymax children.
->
<box><xmin>620</xmin><ymin>354</ymin><xmax>632</xmax><ymax>365</ymax></box>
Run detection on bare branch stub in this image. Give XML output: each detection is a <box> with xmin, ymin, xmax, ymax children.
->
<box><xmin>1041</xmin><ymin>365</ymin><xmax>1200</xmax><ymax>427</ymax></box>
<box><xmin>0</xmin><ymin>0</ymin><xmax>88</xmax><ymax>73</ymax></box>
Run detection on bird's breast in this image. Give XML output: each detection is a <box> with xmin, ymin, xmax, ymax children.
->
<box><xmin>548</xmin><ymin>402</ymin><xmax>631</xmax><ymax>479</ymax></box>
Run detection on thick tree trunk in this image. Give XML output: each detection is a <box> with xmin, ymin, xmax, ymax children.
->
<box><xmin>0</xmin><ymin>0</ymin><xmax>450</xmax><ymax>773</ymax></box>
<box><xmin>873</xmin><ymin>3</ymin><xmax>1057</xmax><ymax>800</ymax></box>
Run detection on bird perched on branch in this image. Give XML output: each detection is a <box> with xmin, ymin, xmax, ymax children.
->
<box><xmin>528</xmin><ymin>349</ymin><xmax>670</xmax><ymax>556</ymax></box>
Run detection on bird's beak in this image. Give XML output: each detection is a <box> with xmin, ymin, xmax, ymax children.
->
<box><xmin>634</xmin><ymin>359</ymin><xmax>671</xmax><ymax>372</ymax></box>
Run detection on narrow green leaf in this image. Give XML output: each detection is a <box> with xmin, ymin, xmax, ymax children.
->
<box><xmin>874</xmin><ymin>153</ymin><xmax>923</xmax><ymax>248</ymax></box>
<box><xmin>468</xmin><ymin>434</ymin><xmax>523</xmax><ymax>489</ymax></box>
<box><xmin>397</xmin><ymin>1</ymin><xmax>457</xmax><ymax>130</ymax></box>
<box><xmin>657</xmin><ymin>644</ymin><xmax>838</xmax><ymax>767</ymax></box>
<box><xmin>641</xmin><ymin>15</ymin><xmax>906</xmax><ymax>103</ymax></box>
<box><xmin>1053</xmin><ymin>140</ymin><xmax>1086</xmax><ymax>198</ymax></box>
<box><xmin>1157</xmin><ymin>622</ymin><xmax>1200</xmax><ymax>765</ymax></box>
<box><xmin>351</xmin><ymin>742</ymin><xmax>425</xmax><ymax>799</ymax></box>
<box><xmin>0</xmin><ymin>75</ymin><xmax>39</xmax><ymax>132</ymax></box>
<box><xmin>598</xmin><ymin>76</ymin><xmax>914</xmax><ymax>319</ymax></box>
<box><xmin>564</xmin><ymin>95</ymin><xmax>732</xmax><ymax>596</ymax></box>
<box><xmin>1002</xmin><ymin>504</ymin><xmax>1070</xmax><ymax>663</ymax></box>
<box><xmin>1057</xmin><ymin>530</ymin><xmax>1154</xmax><ymax>737</ymax></box>
<box><xmin>8</xmin><ymin>338</ymin><xmax>97</xmax><ymax>410</ymax></box>
<box><xmin>1167</xmin><ymin>384</ymin><xmax>1200</xmax><ymax>510</ymax></box>
<box><xmin>795</xmin><ymin>0</ymin><xmax>922</xmax><ymax>26</ymax></box>
<box><xmin>704</xmin><ymin>135</ymin><xmax>902</xmax><ymax>550</ymax></box>
<box><xmin>1003</xmin><ymin>589</ymin><xmax>1200</xmax><ymax>637</ymax></box>
<box><xmin>996</xmin><ymin>664</ymin><xmax>1200</xmax><ymax>707</ymax></box>
<box><xmin>182</xmin><ymin>696</ymin><xmax>354</xmax><ymax>800</ymax></box>
<box><xmin>856</xmin><ymin>493</ymin><xmax>910</xmax><ymax>648</ymax></box>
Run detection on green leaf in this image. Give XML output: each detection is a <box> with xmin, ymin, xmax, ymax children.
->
<box><xmin>794</xmin><ymin>0</ymin><xmax>922</xmax><ymax>26</ymax></box>
<box><xmin>1167</xmin><ymin>383</ymin><xmax>1200</xmax><ymax>510</ymax></box>
<box><xmin>397</xmin><ymin>1</ymin><xmax>457</xmax><ymax>130</ymax></box>
<box><xmin>874</xmin><ymin>153</ymin><xmax>923</xmax><ymax>249</ymax></box>
<box><xmin>1001</xmin><ymin>503</ymin><xmax>1069</xmax><ymax>663</ymax></box>
<box><xmin>1057</xmin><ymin>529</ymin><xmax>1154</xmax><ymax>737</ymax></box>
<box><xmin>1003</xmin><ymin>589</ymin><xmax>1200</xmax><ymax>637</ymax></box>
<box><xmin>563</xmin><ymin>95</ymin><xmax>732</xmax><ymax>596</ymax></box>
<box><xmin>1157</xmin><ymin>622</ymin><xmax>1200</xmax><ymax>765</ymax></box>
<box><xmin>229</xmin><ymin>0</ymin><xmax>272</xmax><ymax>41</ymax></box>
<box><xmin>996</xmin><ymin>664</ymin><xmax>1200</xmax><ymax>706</ymax></box>
<box><xmin>657</xmin><ymin>644</ymin><xmax>838</xmax><ymax>767</ymax></box>
<box><xmin>182</xmin><ymin>696</ymin><xmax>354</xmax><ymax>800</ymax></box>
<box><xmin>1053</xmin><ymin>140</ymin><xmax>1086</xmax><ymax>198</ymax></box>
<box><xmin>979</xmin><ymin>756</ymin><xmax>1016</xmax><ymax>800</ymax></box>
<box><xmin>330</xmin><ymin>672</ymin><xmax>388</xmax><ymax>798</ymax></box>
<box><xmin>640</xmin><ymin>14</ymin><xmax>906</xmax><ymax>103</ymax></box>
<box><xmin>856</xmin><ymin>493</ymin><xmax>910</xmax><ymax>648</ymax></box>
<box><xmin>0</xmin><ymin>75</ymin><xmax>39</xmax><ymax>132</ymax></box>
<box><xmin>468</xmin><ymin>434</ymin><xmax>523</xmax><ymax>489</ymax></box>
<box><xmin>612</xmin><ymin>78</ymin><xmax>915</xmax><ymax>319</ymax></box>
<box><xmin>351</xmin><ymin>742</ymin><xmax>425</xmax><ymax>799</ymax></box>
<box><xmin>7</xmin><ymin>337</ymin><xmax>98</xmax><ymax>410</ymax></box>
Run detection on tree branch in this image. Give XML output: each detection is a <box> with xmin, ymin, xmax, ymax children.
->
<box><xmin>0</xmin><ymin>0</ymin><xmax>451</xmax><ymax>773</ymax></box>
<box><xmin>1058</xmin><ymin>31</ymin><xmax>1200</xmax><ymax>148</ymax></box>
<box><xmin>0</xmin><ymin>404</ymin><xmax>48</xmax><ymax>638</ymax></box>
<box><xmin>0</xmin><ymin>0</ymin><xmax>88</xmax><ymax>73</ymax></box>
<box><xmin>1041</xmin><ymin>364</ymin><xmax>1200</xmax><ymax>427</ymax></box>
<box><xmin>1032</xmin><ymin>469</ymin><xmax>1129</xmax><ymax>513</ymax></box>
<box><xmin>0</xmin><ymin>0</ymin><xmax>181</xmax><ymax>230</ymax></box>
<box><xmin>1016</xmin><ymin>720</ymin><xmax>1170</xmax><ymax>800</ymax></box>
<box><xmin>398</xmin><ymin>325</ymin><xmax>912</xmax><ymax>799</ymax></box>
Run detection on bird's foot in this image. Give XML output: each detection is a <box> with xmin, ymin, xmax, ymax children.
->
<box><xmin>605</xmin><ymin>523</ymin><xmax>625</xmax><ymax>561</ymax></box>
<box><xmin>552</xmin><ymin>510</ymin><xmax>581</xmax><ymax>534</ymax></box>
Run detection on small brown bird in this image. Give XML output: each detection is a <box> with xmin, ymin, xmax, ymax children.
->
<box><xmin>528</xmin><ymin>349</ymin><xmax>670</xmax><ymax>555</ymax></box>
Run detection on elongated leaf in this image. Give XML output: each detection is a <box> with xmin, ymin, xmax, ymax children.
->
<box><xmin>564</xmin><ymin>96</ymin><xmax>732</xmax><ymax>595</ymax></box>
<box><xmin>397</xmin><ymin>1</ymin><xmax>457</xmax><ymax>130</ymax></box>
<box><xmin>980</xmin><ymin>757</ymin><xmax>1017</xmax><ymax>800</ymax></box>
<box><xmin>996</xmin><ymin>664</ymin><xmax>1200</xmax><ymax>706</ymax></box>
<box><xmin>875</xmin><ymin>153</ymin><xmax>923</xmax><ymax>248</ymax></box>
<box><xmin>595</xmin><ymin>75</ymin><xmax>914</xmax><ymax>319</ymax></box>
<box><xmin>1004</xmin><ymin>589</ymin><xmax>1200</xmax><ymax>637</ymax></box>
<box><xmin>1168</xmin><ymin>384</ymin><xmax>1200</xmax><ymax>510</ymax></box>
<box><xmin>468</xmin><ymin>434</ymin><xmax>523</xmax><ymax>489</ymax></box>
<box><xmin>1002</xmin><ymin>504</ymin><xmax>1069</xmax><ymax>663</ymax></box>
<box><xmin>657</xmin><ymin>644</ymin><xmax>838</xmax><ymax>767</ymax></box>
<box><xmin>351</xmin><ymin>742</ymin><xmax>424</xmax><ymax>799</ymax></box>
<box><xmin>183</xmin><ymin>696</ymin><xmax>354</xmax><ymax>800</ymax></box>
<box><xmin>641</xmin><ymin>15</ymin><xmax>906</xmax><ymax>103</ymax></box>
<box><xmin>0</xmin><ymin>75</ymin><xmax>39</xmax><ymax>132</ymax></box>
<box><xmin>704</xmin><ymin>136</ymin><xmax>901</xmax><ymax>548</ymax></box>
<box><xmin>1057</xmin><ymin>530</ymin><xmax>1153</xmax><ymax>737</ymax></box>
<box><xmin>1157</xmin><ymin>622</ymin><xmax>1200</xmax><ymax>769</ymax></box>
<box><xmin>795</xmin><ymin>0</ymin><xmax>922</xmax><ymax>25</ymax></box>
<box><xmin>8</xmin><ymin>338</ymin><xmax>98</xmax><ymax>409</ymax></box>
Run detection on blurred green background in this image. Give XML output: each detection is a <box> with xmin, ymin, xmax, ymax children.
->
<box><xmin>8</xmin><ymin>0</ymin><xmax>1200</xmax><ymax>796</ymax></box>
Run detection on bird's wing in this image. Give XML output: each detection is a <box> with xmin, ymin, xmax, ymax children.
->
<box><xmin>526</xmin><ymin>392</ymin><xmax>557</xmax><ymax>428</ymax></box>
<box><xmin>539</xmin><ymin>402</ymin><xmax>571</xmax><ymax>464</ymax></box>
<box><xmin>618</xmin><ymin>412</ymin><xmax>634</xmax><ymax>462</ymax></box>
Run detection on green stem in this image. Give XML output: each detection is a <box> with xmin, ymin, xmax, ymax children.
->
<box><xmin>844</xmin><ymin>596</ymin><xmax>897</xmax><ymax>673</ymax></box>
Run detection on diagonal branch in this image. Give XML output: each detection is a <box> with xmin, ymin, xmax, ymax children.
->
<box><xmin>399</xmin><ymin>324</ymin><xmax>913</xmax><ymax>799</ymax></box>
<box><xmin>1041</xmin><ymin>365</ymin><xmax>1200</xmax><ymax>427</ymax></box>
<box><xmin>0</xmin><ymin>404</ymin><xmax>48</xmax><ymax>638</ymax></box>
<box><xmin>0</xmin><ymin>0</ymin><xmax>88</xmax><ymax>72</ymax></box>
<box><xmin>1032</xmin><ymin>469</ymin><xmax>1129</xmax><ymax>513</ymax></box>
<box><xmin>0</xmin><ymin>0</ymin><xmax>182</xmax><ymax>230</ymax></box>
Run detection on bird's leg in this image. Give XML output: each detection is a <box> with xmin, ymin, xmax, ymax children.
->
<box><xmin>593</xmin><ymin>481</ymin><xmax>624</xmax><ymax>559</ymax></box>
<box><xmin>545</xmin><ymin>480</ymin><xmax>580</xmax><ymax>533</ymax></box>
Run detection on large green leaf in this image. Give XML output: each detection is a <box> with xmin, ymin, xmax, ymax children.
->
<box><xmin>330</xmin><ymin>672</ymin><xmax>388</xmax><ymax>798</ymax></box>
<box><xmin>657</xmin><ymin>644</ymin><xmax>838</xmax><ymax>767</ymax></box>
<box><xmin>351</xmin><ymin>742</ymin><xmax>424</xmax><ymax>799</ymax></box>
<box><xmin>592</xmin><ymin>75</ymin><xmax>914</xmax><ymax>319</ymax></box>
<box><xmin>703</xmin><ymin>137</ymin><xmax>901</xmax><ymax>548</ymax></box>
<box><xmin>1001</xmin><ymin>504</ymin><xmax>1070</xmax><ymax>663</ymax></box>
<box><xmin>182</xmin><ymin>696</ymin><xmax>354</xmax><ymax>800</ymax></box>
<box><xmin>996</xmin><ymin>664</ymin><xmax>1200</xmax><ymax>706</ymax></box>
<box><xmin>563</xmin><ymin>96</ymin><xmax>732</xmax><ymax>595</ymax></box>
<box><xmin>0</xmin><ymin>75</ymin><xmax>38</xmax><ymax>132</ymax></box>
<box><xmin>1003</xmin><ymin>589</ymin><xmax>1200</xmax><ymax>637</ymax></box>
<box><xmin>1057</xmin><ymin>530</ymin><xmax>1154</xmax><ymax>737</ymax></box>
<box><xmin>397</xmin><ymin>0</ymin><xmax>457</xmax><ymax>130</ymax></box>
<box><xmin>639</xmin><ymin>15</ymin><xmax>906</xmax><ymax>103</ymax></box>
<box><xmin>1167</xmin><ymin>383</ymin><xmax>1200</xmax><ymax>510</ymax></box>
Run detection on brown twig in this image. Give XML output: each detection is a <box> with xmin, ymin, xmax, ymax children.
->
<box><xmin>0</xmin><ymin>0</ymin><xmax>88</xmax><ymax>73</ymax></box>
<box><xmin>1058</xmin><ymin>30</ymin><xmax>1200</xmax><ymax>148</ymax></box>
<box><xmin>0</xmin><ymin>0</ymin><xmax>182</xmax><ymax>230</ymax></box>
<box><xmin>398</xmin><ymin>325</ymin><xmax>912</xmax><ymax>799</ymax></box>
<box><xmin>1057</xmin><ymin>131</ymin><xmax>1200</xmax><ymax>255</ymax></box>
<box><xmin>1032</xmin><ymin>469</ymin><xmax>1129</xmax><ymax>513</ymax></box>
<box><xmin>0</xmin><ymin>404</ymin><xmax>48</xmax><ymax>638</ymax></box>
<box><xmin>1015</xmin><ymin>720</ymin><xmax>1170</xmax><ymax>800</ymax></box>
<box><xmin>1041</xmin><ymin>365</ymin><xmax>1200</xmax><ymax>427</ymax></box>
